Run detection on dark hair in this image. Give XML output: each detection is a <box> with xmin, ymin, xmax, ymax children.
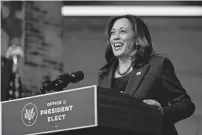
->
<box><xmin>105</xmin><ymin>14</ymin><xmax>155</xmax><ymax>67</ymax></box>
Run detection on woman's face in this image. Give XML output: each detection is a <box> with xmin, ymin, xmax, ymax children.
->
<box><xmin>110</xmin><ymin>18</ymin><xmax>135</xmax><ymax>59</ymax></box>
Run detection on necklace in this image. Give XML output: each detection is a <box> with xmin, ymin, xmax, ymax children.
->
<box><xmin>117</xmin><ymin>63</ymin><xmax>133</xmax><ymax>76</ymax></box>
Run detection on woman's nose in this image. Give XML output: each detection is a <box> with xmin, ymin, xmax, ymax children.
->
<box><xmin>113</xmin><ymin>32</ymin><xmax>120</xmax><ymax>40</ymax></box>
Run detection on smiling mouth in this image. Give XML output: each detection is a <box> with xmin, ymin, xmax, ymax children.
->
<box><xmin>114</xmin><ymin>43</ymin><xmax>124</xmax><ymax>50</ymax></box>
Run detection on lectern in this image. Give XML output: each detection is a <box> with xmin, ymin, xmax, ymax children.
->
<box><xmin>2</xmin><ymin>85</ymin><xmax>162</xmax><ymax>135</ymax></box>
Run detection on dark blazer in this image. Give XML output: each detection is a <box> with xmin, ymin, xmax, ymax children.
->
<box><xmin>98</xmin><ymin>55</ymin><xmax>195</xmax><ymax>135</ymax></box>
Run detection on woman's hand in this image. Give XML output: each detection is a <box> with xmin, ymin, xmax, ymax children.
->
<box><xmin>143</xmin><ymin>99</ymin><xmax>164</xmax><ymax>115</ymax></box>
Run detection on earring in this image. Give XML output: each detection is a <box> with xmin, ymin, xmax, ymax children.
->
<box><xmin>135</xmin><ymin>44</ymin><xmax>141</xmax><ymax>50</ymax></box>
<box><xmin>130</xmin><ymin>55</ymin><xmax>135</xmax><ymax>60</ymax></box>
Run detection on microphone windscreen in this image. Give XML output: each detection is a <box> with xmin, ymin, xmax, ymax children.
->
<box><xmin>71</xmin><ymin>71</ymin><xmax>84</xmax><ymax>83</ymax></box>
<box><xmin>58</xmin><ymin>73</ymin><xmax>71</xmax><ymax>82</ymax></box>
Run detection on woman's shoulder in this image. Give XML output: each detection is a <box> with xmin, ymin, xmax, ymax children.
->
<box><xmin>149</xmin><ymin>55</ymin><xmax>175</xmax><ymax>72</ymax></box>
<box><xmin>148</xmin><ymin>55</ymin><xmax>174</xmax><ymax>69</ymax></box>
<box><xmin>149</xmin><ymin>55</ymin><xmax>172</xmax><ymax>64</ymax></box>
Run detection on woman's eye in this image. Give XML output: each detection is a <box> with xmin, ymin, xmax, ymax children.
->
<box><xmin>120</xmin><ymin>30</ymin><xmax>127</xmax><ymax>33</ymax></box>
<box><xmin>110</xmin><ymin>31</ymin><xmax>115</xmax><ymax>35</ymax></box>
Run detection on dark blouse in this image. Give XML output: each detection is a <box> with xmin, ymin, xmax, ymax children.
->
<box><xmin>112</xmin><ymin>71</ymin><xmax>132</xmax><ymax>92</ymax></box>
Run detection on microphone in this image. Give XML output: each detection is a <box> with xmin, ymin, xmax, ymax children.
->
<box><xmin>40</xmin><ymin>71</ymin><xmax>84</xmax><ymax>93</ymax></box>
<box><xmin>69</xmin><ymin>71</ymin><xmax>84</xmax><ymax>83</ymax></box>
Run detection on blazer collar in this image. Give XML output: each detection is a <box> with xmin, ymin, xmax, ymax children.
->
<box><xmin>107</xmin><ymin>63</ymin><xmax>116</xmax><ymax>88</ymax></box>
<box><xmin>100</xmin><ymin>62</ymin><xmax>150</xmax><ymax>95</ymax></box>
<box><xmin>98</xmin><ymin>62</ymin><xmax>116</xmax><ymax>89</ymax></box>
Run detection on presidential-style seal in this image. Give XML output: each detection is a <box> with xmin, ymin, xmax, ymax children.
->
<box><xmin>21</xmin><ymin>103</ymin><xmax>38</xmax><ymax>126</ymax></box>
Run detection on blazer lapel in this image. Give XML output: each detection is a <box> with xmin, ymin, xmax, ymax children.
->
<box><xmin>107</xmin><ymin>63</ymin><xmax>115</xmax><ymax>88</ymax></box>
<box><xmin>125</xmin><ymin>64</ymin><xmax>150</xmax><ymax>96</ymax></box>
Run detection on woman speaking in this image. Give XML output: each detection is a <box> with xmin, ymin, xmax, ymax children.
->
<box><xmin>98</xmin><ymin>14</ymin><xmax>195</xmax><ymax>135</ymax></box>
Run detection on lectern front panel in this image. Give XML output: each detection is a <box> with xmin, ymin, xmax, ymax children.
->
<box><xmin>2</xmin><ymin>85</ymin><xmax>97</xmax><ymax>135</ymax></box>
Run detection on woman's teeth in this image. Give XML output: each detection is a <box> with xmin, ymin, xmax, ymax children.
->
<box><xmin>114</xmin><ymin>43</ymin><xmax>123</xmax><ymax>49</ymax></box>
